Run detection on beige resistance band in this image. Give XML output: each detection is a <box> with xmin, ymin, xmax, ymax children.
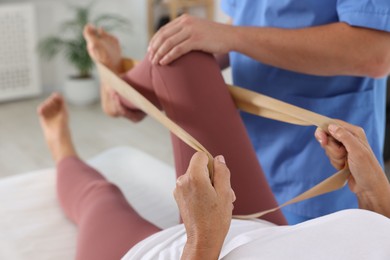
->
<box><xmin>96</xmin><ymin>62</ymin><xmax>350</xmax><ymax>220</ymax></box>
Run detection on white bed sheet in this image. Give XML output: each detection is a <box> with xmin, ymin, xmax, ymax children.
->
<box><xmin>0</xmin><ymin>146</ymin><xmax>178</xmax><ymax>260</ymax></box>
<box><xmin>3</xmin><ymin>146</ymin><xmax>390</xmax><ymax>260</ymax></box>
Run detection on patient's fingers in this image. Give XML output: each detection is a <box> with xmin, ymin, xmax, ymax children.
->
<box><xmin>315</xmin><ymin>127</ymin><xmax>347</xmax><ymax>170</ymax></box>
<box><xmin>325</xmin><ymin>137</ymin><xmax>347</xmax><ymax>169</ymax></box>
<box><xmin>326</xmin><ymin>154</ymin><xmax>346</xmax><ymax>170</ymax></box>
<box><xmin>332</xmin><ymin>120</ymin><xmax>367</xmax><ymax>141</ymax></box>
<box><xmin>328</xmin><ymin>124</ymin><xmax>362</xmax><ymax>155</ymax></box>
<box><xmin>314</xmin><ymin>127</ymin><xmax>329</xmax><ymax>146</ymax></box>
<box><xmin>187</xmin><ymin>152</ymin><xmax>210</xmax><ymax>185</ymax></box>
<box><xmin>213</xmin><ymin>155</ymin><xmax>232</xmax><ymax>198</ymax></box>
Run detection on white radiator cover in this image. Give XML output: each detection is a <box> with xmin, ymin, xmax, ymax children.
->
<box><xmin>0</xmin><ymin>3</ymin><xmax>41</xmax><ymax>102</ymax></box>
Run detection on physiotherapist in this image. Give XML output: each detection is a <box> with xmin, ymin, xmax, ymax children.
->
<box><xmin>148</xmin><ymin>0</ymin><xmax>390</xmax><ymax>223</ymax></box>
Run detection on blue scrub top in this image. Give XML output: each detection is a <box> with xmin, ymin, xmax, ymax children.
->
<box><xmin>221</xmin><ymin>0</ymin><xmax>390</xmax><ymax>219</ymax></box>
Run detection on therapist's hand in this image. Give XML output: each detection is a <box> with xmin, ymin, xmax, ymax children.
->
<box><xmin>174</xmin><ymin>152</ymin><xmax>235</xmax><ymax>259</ymax></box>
<box><xmin>149</xmin><ymin>15</ymin><xmax>234</xmax><ymax>65</ymax></box>
<box><xmin>318</xmin><ymin>122</ymin><xmax>390</xmax><ymax>217</ymax></box>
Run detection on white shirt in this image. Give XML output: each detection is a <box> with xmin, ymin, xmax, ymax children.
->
<box><xmin>123</xmin><ymin>209</ymin><xmax>390</xmax><ymax>259</ymax></box>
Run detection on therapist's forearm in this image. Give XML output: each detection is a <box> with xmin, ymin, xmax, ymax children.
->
<box><xmin>227</xmin><ymin>22</ymin><xmax>390</xmax><ymax>78</ymax></box>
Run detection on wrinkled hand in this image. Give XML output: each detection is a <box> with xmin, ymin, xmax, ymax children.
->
<box><xmin>174</xmin><ymin>152</ymin><xmax>235</xmax><ymax>258</ymax></box>
<box><xmin>318</xmin><ymin>122</ymin><xmax>390</xmax><ymax>217</ymax></box>
<box><xmin>149</xmin><ymin>14</ymin><xmax>233</xmax><ymax>65</ymax></box>
<box><xmin>315</xmin><ymin>121</ymin><xmax>386</xmax><ymax>195</ymax></box>
<box><xmin>315</xmin><ymin>122</ymin><xmax>347</xmax><ymax>170</ymax></box>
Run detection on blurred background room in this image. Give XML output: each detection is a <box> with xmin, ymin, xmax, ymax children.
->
<box><xmin>0</xmin><ymin>1</ymin><xmax>389</xmax><ymax>259</ymax></box>
<box><xmin>0</xmin><ymin>0</ymin><xmax>231</xmax><ymax>177</ymax></box>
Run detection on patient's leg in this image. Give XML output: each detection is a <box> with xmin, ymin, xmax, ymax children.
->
<box><xmin>120</xmin><ymin>51</ymin><xmax>286</xmax><ymax>225</ymax></box>
<box><xmin>38</xmin><ymin>94</ymin><xmax>161</xmax><ymax>260</ymax></box>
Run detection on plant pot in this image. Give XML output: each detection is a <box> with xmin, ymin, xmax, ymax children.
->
<box><xmin>63</xmin><ymin>77</ymin><xmax>98</xmax><ymax>106</ymax></box>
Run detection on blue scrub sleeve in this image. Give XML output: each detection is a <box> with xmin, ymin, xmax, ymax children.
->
<box><xmin>337</xmin><ymin>0</ymin><xmax>390</xmax><ymax>32</ymax></box>
<box><xmin>220</xmin><ymin>0</ymin><xmax>235</xmax><ymax>18</ymax></box>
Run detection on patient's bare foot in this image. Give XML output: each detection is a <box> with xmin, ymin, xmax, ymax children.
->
<box><xmin>37</xmin><ymin>93</ymin><xmax>77</xmax><ymax>163</ymax></box>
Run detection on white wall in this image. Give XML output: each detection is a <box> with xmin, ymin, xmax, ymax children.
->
<box><xmin>0</xmin><ymin>0</ymin><xmax>228</xmax><ymax>94</ymax></box>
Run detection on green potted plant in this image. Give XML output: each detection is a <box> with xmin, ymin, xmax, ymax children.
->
<box><xmin>38</xmin><ymin>2</ymin><xmax>129</xmax><ymax>105</ymax></box>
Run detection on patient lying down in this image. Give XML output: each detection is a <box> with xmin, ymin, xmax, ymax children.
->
<box><xmin>38</xmin><ymin>93</ymin><xmax>390</xmax><ymax>259</ymax></box>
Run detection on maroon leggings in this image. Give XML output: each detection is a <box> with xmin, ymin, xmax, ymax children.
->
<box><xmin>57</xmin><ymin>52</ymin><xmax>286</xmax><ymax>260</ymax></box>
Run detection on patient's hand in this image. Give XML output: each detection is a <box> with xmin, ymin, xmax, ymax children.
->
<box><xmin>174</xmin><ymin>152</ymin><xmax>235</xmax><ymax>259</ymax></box>
<box><xmin>317</xmin><ymin>122</ymin><xmax>390</xmax><ymax>217</ymax></box>
<box><xmin>315</xmin><ymin>124</ymin><xmax>348</xmax><ymax>170</ymax></box>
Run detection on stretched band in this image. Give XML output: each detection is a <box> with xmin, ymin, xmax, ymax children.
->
<box><xmin>96</xmin><ymin>62</ymin><xmax>350</xmax><ymax>219</ymax></box>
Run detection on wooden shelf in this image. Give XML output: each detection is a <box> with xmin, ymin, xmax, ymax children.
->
<box><xmin>147</xmin><ymin>0</ymin><xmax>214</xmax><ymax>40</ymax></box>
